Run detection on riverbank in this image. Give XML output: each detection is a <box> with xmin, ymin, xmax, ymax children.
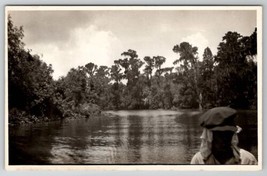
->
<box><xmin>8</xmin><ymin>103</ymin><xmax>102</xmax><ymax>126</ymax></box>
<box><xmin>8</xmin><ymin>107</ymin><xmax>257</xmax><ymax>126</ymax></box>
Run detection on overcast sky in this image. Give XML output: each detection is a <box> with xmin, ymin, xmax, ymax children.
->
<box><xmin>9</xmin><ymin>9</ymin><xmax>256</xmax><ymax>79</ymax></box>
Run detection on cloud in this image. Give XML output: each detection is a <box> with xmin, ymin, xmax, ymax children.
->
<box><xmin>10</xmin><ymin>11</ymin><xmax>94</xmax><ymax>46</ymax></box>
<box><xmin>10</xmin><ymin>10</ymin><xmax>255</xmax><ymax>79</ymax></box>
<box><xmin>29</xmin><ymin>24</ymin><xmax>122</xmax><ymax>79</ymax></box>
<box><xmin>181</xmin><ymin>32</ymin><xmax>209</xmax><ymax>60</ymax></box>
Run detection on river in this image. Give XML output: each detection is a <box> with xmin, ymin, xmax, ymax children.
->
<box><xmin>9</xmin><ymin>110</ymin><xmax>257</xmax><ymax>165</ymax></box>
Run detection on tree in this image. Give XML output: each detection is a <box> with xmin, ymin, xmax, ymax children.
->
<box><xmin>121</xmin><ymin>49</ymin><xmax>144</xmax><ymax>87</ymax></box>
<box><xmin>94</xmin><ymin>66</ymin><xmax>112</xmax><ymax>109</ymax></box>
<box><xmin>85</xmin><ymin>62</ymin><xmax>98</xmax><ymax>77</ymax></box>
<box><xmin>214</xmin><ymin>29</ymin><xmax>257</xmax><ymax>108</ymax></box>
<box><xmin>8</xmin><ymin>14</ymin><xmax>25</xmax><ymax>110</ymax></box>
<box><xmin>154</xmin><ymin>56</ymin><xmax>166</xmax><ymax>77</ymax></box>
<box><xmin>115</xmin><ymin>49</ymin><xmax>144</xmax><ymax>109</ymax></box>
<box><xmin>110</xmin><ymin>62</ymin><xmax>124</xmax><ymax>109</ymax></box>
<box><xmin>8</xmin><ymin>15</ymin><xmax>56</xmax><ymax>120</ymax></box>
<box><xmin>173</xmin><ymin>42</ymin><xmax>201</xmax><ymax>109</ymax></box>
<box><xmin>54</xmin><ymin>64</ymin><xmax>103</xmax><ymax>118</ymax></box>
<box><xmin>199</xmin><ymin>47</ymin><xmax>216</xmax><ymax>108</ymax></box>
<box><xmin>143</xmin><ymin>56</ymin><xmax>155</xmax><ymax>86</ymax></box>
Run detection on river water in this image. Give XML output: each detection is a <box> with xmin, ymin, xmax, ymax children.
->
<box><xmin>9</xmin><ymin>110</ymin><xmax>257</xmax><ymax>165</ymax></box>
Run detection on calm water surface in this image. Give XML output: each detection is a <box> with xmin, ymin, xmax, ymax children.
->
<box><xmin>9</xmin><ymin>110</ymin><xmax>257</xmax><ymax>165</ymax></box>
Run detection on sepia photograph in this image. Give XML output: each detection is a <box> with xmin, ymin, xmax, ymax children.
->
<box><xmin>5</xmin><ymin>6</ymin><xmax>262</xmax><ymax>170</ymax></box>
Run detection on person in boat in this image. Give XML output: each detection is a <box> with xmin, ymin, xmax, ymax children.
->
<box><xmin>191</xmin><ymin>107</ymin><xmax>257</xmax><ymax>165</ymax></box>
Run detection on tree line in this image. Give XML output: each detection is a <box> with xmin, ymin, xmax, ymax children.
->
<box><xmin>8</xmin><ymin>16</ymin><xmax>257</xmax><ymax>124</ymax></box>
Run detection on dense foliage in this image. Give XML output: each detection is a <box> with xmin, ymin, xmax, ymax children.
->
<box><xmin>8</xmin><ymin>15</ymin><xmax>58</xmax><ymax>123</ymax></box>
<box><xmin>8</xmin><ymin>16</ymin><xmax>258</xmax><ymax>124</ymax></box>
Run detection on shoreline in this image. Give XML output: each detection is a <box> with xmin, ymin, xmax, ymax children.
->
<box><xmin>8</xmin><ymin>108</ymin><xmax>257</xmax><ymax>126</ymax></box>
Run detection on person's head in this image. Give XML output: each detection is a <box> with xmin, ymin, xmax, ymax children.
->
<box><xmin>211</xmin><ymin>130</ymin><xmax>234</xmax><ymax>154</ymax></box>
<box><xmin>200</xmin><ymin>107</ymin><xmax>239</xmax><ymax>153</ymax></box>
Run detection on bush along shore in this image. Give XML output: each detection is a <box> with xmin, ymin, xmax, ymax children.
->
<box><xmin>9</xmin><ymin>103</ymin><xmax>101</xmax><ymax>125</ymax></box>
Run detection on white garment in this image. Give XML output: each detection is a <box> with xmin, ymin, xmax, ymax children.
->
<box><xmin>191</xmin><ymin>149</ymin><xmax>258</xmax><ymax>164</ymax></box>
<box><xmin>191</xmin><ymin>127</ymin><xmax>257</xmax><ymax>165</ymax></box>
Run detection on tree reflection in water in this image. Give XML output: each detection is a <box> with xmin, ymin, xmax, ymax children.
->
<box><xmin>9</xmin><ymin>110</ymin><xmax>257</xmax><ymax>164</ymax></box>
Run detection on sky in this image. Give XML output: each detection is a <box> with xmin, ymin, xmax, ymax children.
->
<box><xmin>9</xmin><ymin>9</ymin><xmax>257</xmax><ymax>79</ymax></box>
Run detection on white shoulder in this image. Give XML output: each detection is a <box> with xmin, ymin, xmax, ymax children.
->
<box><xmin>191</xmin><ymin>152</ymin><xmax>205</xmax><ymax>164</ymax></box>
<box><xmin>240</xmin><ymin>149</ymin><xmax>258</xmax><ymax>165</ymax></box>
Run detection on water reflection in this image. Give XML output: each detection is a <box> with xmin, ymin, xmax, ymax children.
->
<box><xmin>9</xmin><ymin>110</ymin><xmax>257</xmax><ymax>164</ymax></box>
